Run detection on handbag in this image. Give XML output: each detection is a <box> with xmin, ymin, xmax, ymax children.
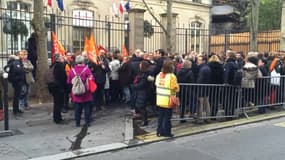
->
<box><xmin>169</xmin><ymin>95</ymin><xmax>180</xmax><ymax>108</ymax></box>
<box><xmin>88</xmin><ymin>78</ymin><xmax>97</xmax><ymax>93</ymax></box>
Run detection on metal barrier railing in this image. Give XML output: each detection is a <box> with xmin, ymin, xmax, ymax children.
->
<box><xmin>173</xmin><ymin>76</ymin><xmax>285</xmax><ymax>121</ymax></box>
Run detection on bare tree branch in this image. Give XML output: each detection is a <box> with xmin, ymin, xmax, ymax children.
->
<box><xmin>142</xmin><ymin>0</ymin><xmax>168</xmax><ymax>35</ymax></box>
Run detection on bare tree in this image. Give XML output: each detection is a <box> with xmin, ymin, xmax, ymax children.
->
<box><xmin>32</xmin><ymin>0</ymin><xmax>49</xmax><ymax>102</ymax></box>
<box><xmin>250</xmin><ymin>0</ymin><xmax>259</xmax><ymax>51</ymax></box>
<box><xmin>142</xmin><ymin>0</ymin><xmax>174</xmax><ymax>53</ymax></box>
<box><xmin>280</xmin><ymin>0</ymin><xmax>285</xmax><ymax>50</ymax></box>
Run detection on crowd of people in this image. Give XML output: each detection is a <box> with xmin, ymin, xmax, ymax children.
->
<box><xmin>5</xmin><ymin>46</ymin><xmax>285</xmax><ymax>137</ymax></box>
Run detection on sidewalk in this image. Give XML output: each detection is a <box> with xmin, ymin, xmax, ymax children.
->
<box><xmin>1</xmin><ymin>102</ymin><xmax>285</xmax><ymax>160</ymax></box>
<box><xmin>0</xmin><ymin>103</ymin><xmax>129</xmax><ymax>160</ymax></box>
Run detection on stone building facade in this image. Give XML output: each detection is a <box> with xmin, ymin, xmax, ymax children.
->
<box><xmin>0</xmin><ymin>0</ymin><xmax>212</xmax><ymax>54</ymax></box>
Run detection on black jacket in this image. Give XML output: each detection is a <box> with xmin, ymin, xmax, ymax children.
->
<box><xmin>5</xmin><ymin>59</ymin><xmax>26</xmax><ymax>85</ymax></box>
<box><xmin>27</xmin><ymin>34</ymin><xmax>37</xmax><ymax>66</ymax></box>
<box><xmin>224</xmin><ymin>58</ymin><xmax>238</xmax><ymax>85</ymax></box>
<box><xmin>190</xmin><ymin>60</ymin><xmax>199</xmax><ymax>83</ymax></box>
<box><xmin>53</xmin><ymin>61</ymin><xmax>67</xmax><ymax>90</ymax></box>
<box><xmin>153</xmin><ymin>56</ymin><xmax>167</xmax><ymax>76</ymax></box>
<box><xmin>131</xmin><ymin>72</ymin><xmax>150</xmax><ymax>108</ymax></box>
<box><xmin>208</xmin><ymin>61</ymin><xmax>224</xmax><ymax>84</ymax></box>
<box><xmin>129</xmin><ymin>56</ymin><xmax>143</xmax><ymax>82</ymax></box>
<box><xmin>89</xmin><ymin>58</ymin><xmax>110</xmax><ymax>85</ymax></box>
<box><xmin>177</xmin><ymin>68</ymin><xmax>195</xmax><ymax>83</ymax></box>
<box><xmin>197</xmin><ymin>63</ymin><xmax>211</xmax><ymax>84</ymax></box>
<box><xmin>118</xmin><ymin>62</ymin><xmax>132</xmax><ymax>87</ymax></box>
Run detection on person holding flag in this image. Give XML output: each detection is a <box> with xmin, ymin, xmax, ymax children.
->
<box><xmin>89</xmin><ymin>49</ymin><xmax>110</xmax><ymax>111</ymax></box>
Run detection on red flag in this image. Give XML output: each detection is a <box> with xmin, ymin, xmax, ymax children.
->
<box><xmin>98</xmin><ymin>45</ymin><xmax>108</xmax><ymax>54</ymax></box>
<box><xmin>122</xmin><ymin>44</ymin><xmax>128</xmax><ymax>57</ymax></box>
<box><xmin>51</xmin><ymin>32</ymin><xmax>65</xmax><ymax>63</ymax></box>
<box><xmin>119</xmin><ymin>1</ymin><xmax>124</xmax><ymax>14</ymax></box>
<box><xmin>48</xmin><ymin>0</ymin><xmax>52</xmax><ymax>7</ymax></box>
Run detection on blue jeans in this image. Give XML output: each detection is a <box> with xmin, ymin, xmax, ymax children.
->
<box><xmin>19</xmin><ymin>84</ymin><xmax>30</xmax><ymax>109</ymax></box>
<box><xmin>73</xmin><ymin>101</ymin><xmax>92</xmax><ymax>126</ymax></box>
<box><xmin>123</xmin><ymin>86</ymin><xmax>131</xmax><ymax>102</ymax></box>
<box><xmin>157</xmin><ymin>107</ymin><xmax>173</xmax><ymax>136</ymax></box>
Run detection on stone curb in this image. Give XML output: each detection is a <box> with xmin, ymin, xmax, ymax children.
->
<box><xmin>29</xmin><ymin>143</ymin><xmax>128</xmax><ymax>160</ymax></box>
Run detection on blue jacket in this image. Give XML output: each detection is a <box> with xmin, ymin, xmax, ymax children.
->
<box><xmin>224</xmin><ymin>58</ymin><xmax>238</xmax><ymax>85</ymax></box>
<box><xmin>197</xmin><ymin>63</ymin><xmax>211</xmax><ymax>84</ymax></box>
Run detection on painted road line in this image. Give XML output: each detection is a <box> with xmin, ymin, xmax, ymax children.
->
<box><xmin>274</xmin><ymin>122</ymin><xmax>285</xmax><ymax>127</ymax></box>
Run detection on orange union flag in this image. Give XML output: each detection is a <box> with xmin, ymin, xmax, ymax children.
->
<box><xmin>83</xmin><ymin>36</ymin><xmax>89</xmax><ymax>52</ymax></box>
<box><xmin>89</xmin><ymin>35</ymin><xmax>100</xmax><ymax>56</ymax></box>
<box><xmin>122</xmin><ymin>44</ymin><xmax>128</xmax><ymax>57</ymax></box>
<box><xmin>52</xmin><ymin>32</ymin><xmax>65</xmax><ymax>56</ymax></box>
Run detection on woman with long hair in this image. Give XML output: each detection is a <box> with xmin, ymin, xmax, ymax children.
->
<box><xmin>155</xmin><ymin>60</ymin><xmax>179</xmax><ymax>137</ymax></box>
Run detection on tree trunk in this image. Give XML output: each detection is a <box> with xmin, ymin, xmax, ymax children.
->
<box><xmin>33</xmin><ymin>0</ymin><xmax>49</xmax><ymax>103</ymax></box>
<box><xmin>250</xmin><ymin>0</ymin><xmax>259</xmax><ymax>52</ymax></box>
<box><xmin>166</xmin><ymin>0</ymin><xmax>173</xmax><ymax>53</ymax></box>
<box><xmin>280</xmin><ymin>0</ymin><xmax>285</xmax><ymax>50</ymax></box>
<box><xmin>142</xmin><ymin>0</ymin><xmax>175</xmax><ymax>54</ymax></box>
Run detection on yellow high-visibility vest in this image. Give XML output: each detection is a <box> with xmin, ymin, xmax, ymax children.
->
<box><xmin>155</xmin><ymin>73</ymin><xmax>174</xmax><ymax>108</ymax></box>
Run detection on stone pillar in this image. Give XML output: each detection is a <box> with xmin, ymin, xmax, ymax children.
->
<box><xmin>128</xmin><ymin>8</ymin><xmax>145</xmax><ymax>51</ymax></box>
<box><xmin>160</xmin><ymin>13</ymin><xmax>178</xmax><ymax>53</ymax></box>
<box><xmin>280</xmin><ymin>0</ymin><xmax>285</xmax><ymax>50</ymax></box>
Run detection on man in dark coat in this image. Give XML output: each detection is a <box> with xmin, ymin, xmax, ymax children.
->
<box><xmin>177</xmin><ymin>60</ymin><xmax>195</xmax><ymax>123</ymax></box>
<box><xmin>153</xmin><ymin>49</ymin><xmax>167</xmax><ymax>76</ymax></box>
<box><xmin>129</xmin><ymin>49</ymin><xmax>144</xmax><ymax>83</ymax></box>
<box><xmin>196</xmin><ymin>55</ymin><xmax>211</xmax><ymax>122</ymax></box>
<box><xmin>89</xmin><ymin>53</ymin><xmax>110</xmax><ymax>111</ymax></box>
<box><xmin>208</xmin><ymin>55</ymin><xmax>224</xmax><ymax>118</ymax></box>
<box><xmin>223</xmin><ymin>51</ymin><xmax>239</xmax><ymax>119</ymax></box>
<box><xmin>49</xmin><ymin>54</ymin><xmax>66</xmax><ymax>124</ymax></box>
<box><xmin>118</xmin><ymin>56</ymin><xmax>132</xmax><ymax>103</ymax></box>
<box><xmin>224</xmin><ymin>51</ymin><xmax>238</xmax><ymax>85</ymax></box>
<box><xmin>27</xmin><ymin>32</ymin><xmax>38</xmax><ymax>80</ymax></box>
<box><xmin>5</xmin><ymin>53</ymin><xmax>26</xmax><ymax>115</ymax></box>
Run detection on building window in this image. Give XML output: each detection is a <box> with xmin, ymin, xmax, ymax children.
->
<box><xmin>6</xmin><ymin>1</ymin><xmax>31</xmax><ymax>53</ymax></box>
<box><xmin>190</xmin><ymin>21</ymin><xmax>203</xmax><ymax>52</ymax></box>
<box><xmin>72</xmin><ymin>27</ymin><xmax>92</xmax><ymax>52</ymax></box>
<box><xmin>72</xmin><ymin>9</ymin><xmax>94</xmax><ymax>52</ymax></box>
<box><xmin>191</xmin><ymin>21</ymin><xmax>202</xmax><ymax>37</ymax></box>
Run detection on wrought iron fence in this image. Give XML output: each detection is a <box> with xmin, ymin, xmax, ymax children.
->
<box><xmin>0</xmin><ymin>7</ymin><xmax>129</xmax><ymax>69</ymax></box>
<box><xmin>0</xmin><ymin>7</ymin><xmax>282</xmax><ymax>69</ymax></box>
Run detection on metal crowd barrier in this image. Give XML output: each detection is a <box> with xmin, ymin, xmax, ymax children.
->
<box><xmin>173</xmin><ymin>76</ymin><xmax>285</xmax><ymax>121</ymax></box>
